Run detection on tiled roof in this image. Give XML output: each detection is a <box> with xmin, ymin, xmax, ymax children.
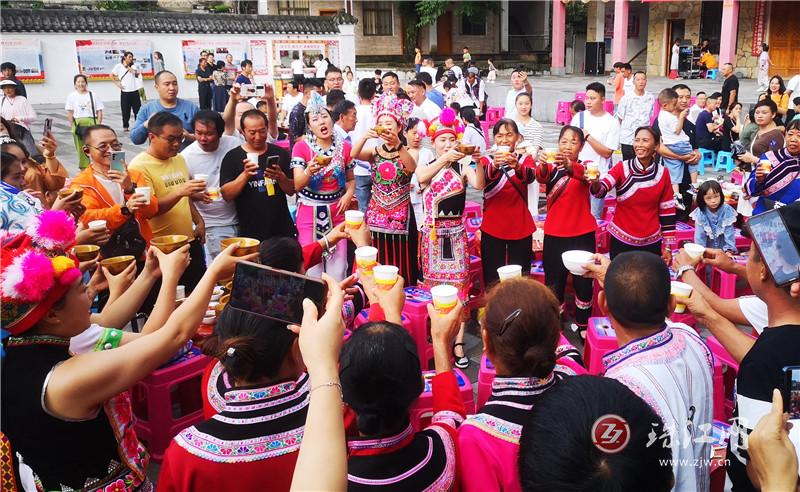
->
<box><xmin>0</xmin><ymin>8</ymin><xmax>340</xmax><ymax>34</ymax></box>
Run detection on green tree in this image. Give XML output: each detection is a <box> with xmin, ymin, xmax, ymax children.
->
<box><xmin>400</xmin><ymin>0</ymin><xmax>501</xmax><ymax>55</ymax></box>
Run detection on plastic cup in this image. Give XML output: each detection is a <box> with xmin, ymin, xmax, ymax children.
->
<box><xmin>545</xmin><ymin>147</ymin><xmax>558</xmax><ymax>164</ymax></box>
<box><xmin>683</xmin><ymin>242</ymin><xmax>706</xmax><ymax>259</ymax></box>
<box><xmin>373</xmin><ymin>265</ymin><xmax>399</xmax><ymax>289</ymax></box>
<box><xmin>135</xmin><ymin>186</ymin><xmax>151</xmax><ymax>205</ymax></box>
<box><xmin>586</xmin><ymin>163</ymin><xmax>600</xmax><ymax>179</ymax></box>
<box><xmin>176</xmin><ymin>285</ymin><xmax>186</xmax><ymax>300</ymax></box>
<box><xmin>431</xmin><ymin>284</ymin><xmax>459</xmax><ymax>314</ymax></box>
<box><xmin>207</xmin><ymin>186</ymin><xmax>222</xmax><ymax>201</ymax></box>
<box><xmin>247</xmin><ymin>152</ymin><xmax>260</xmax><ymax>165</ymax></box>
<box><xmin>497</xmin><ymin>264</ymin><xmax>522</xmax><ymax>281</ymax></box>
<box><xmin>345</xmin><ymin>210</ymin><xmax>365</xmax><ymax>228</ymax></box>
<box><xmin>88</xmin><ymin>219</ymin><xmax>107</xmax><ymax>232</ymax></box>
<box><xmin>355</xmin><ymin>246</ymin><xmax>378</xmax><ymax>274</ymax></box>
<box><xmin>759</xmin><ymin>160</ymin><xmax>771</xmax><ymax>173</ymax></box>
<box><xmin>671</xmin><ymin>281</ymin><xmax>693</xmax><ymax>314</ymax></box>
<box><xmin>194</xmin><ymin>173</ymin><xmax>209</xmax><ymax>184</ymax></box>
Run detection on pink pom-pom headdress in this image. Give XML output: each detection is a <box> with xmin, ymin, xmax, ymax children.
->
<box><xmin>425</xmin><ymin>107</ymin><xmax>464</xmax><ymax>141</ymax></box>
<box><xmin>372</xmin><ymin>93</ymin><xmax>415</xmax><ymax>128</ymax></box>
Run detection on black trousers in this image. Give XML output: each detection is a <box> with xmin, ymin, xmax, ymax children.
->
<box><xmin>621</xmin><ymin>144</ymin><xmax>635</xmax><ymax>161</ymax></box>
<box><xmin>543</xmin><ymin>232</ymin><xmax>596</xmax><ymax>329</ymax></box>
<box><xmin>198</xmin><ymin>84</ymin><xmax>212</xmax><ymax>110</ymax></box>
<box><xmin>120</xmin><ymin>90</ymin><xmax>141</xmax><ymax>129</ymax></box>
<box><xmin>609</xmin><ymin>235</ymin><xmax>662</xmax><ymax>259</ymax></box>
<box><xmin>480</xmin><ymin>231</ymin><xmax>533</xmax><ymax>286</ymax></box>
<box><xmin>182</xmin><ymin>239</ymin><xmax>207</xmax><ymax>293</ymax></box>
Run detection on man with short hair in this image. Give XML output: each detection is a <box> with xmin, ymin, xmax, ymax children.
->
<box><xmin>352</xmin><ymin>78</ymin><xmax>377</xmax><ymax>213</ymax></box>
<box><xmin>224</xmin><ymin>53</ymin><xmax>237</xmax><ymax>89</ymax></box>
<box><xmin>599</xmin><ymin>251</ymin><xmax>714</xmax><ymax>492</ymax></box>
<box><xmin>0</xmin><ymin>62</ymin><xmax>26</xmax><ymax>97</ymax></box>
<box><xmin>504</xmin><ymin>68</ymin><xmax>532</xmax><ymax>118</ymax></box>
<box><xmin>291</xmin><ymin>52</ymin><xmax>305</xmax><ymax>85</ymax></box>
<box><xmin>407</xmin><ymin>79</ymin><xmax>441</xmax><ymax>121</ymax></box>
<box><xmin>326</xmin><ymin>89</ymin><xmax>345</xmax><ymax>114</ymax></box>
<box><xmin>444</xmin><ymin>58</ymin><xmax>462</xmax><ymax>81</ymax></box>
<box><xmin>688</xmin><ymin>91</ymin><xmax>707</xmax><ymax>124</ymax></box>
<box><xmin>695</xmin><ymin>92</ymin><xmax>729</xmax><ymax>152</ymax></box>
<box><xmin>684</xmin><ymin>203</ymin><xmax>800</xmax><ymax>492</ymax></box>
<box><xmin>111</xmin><ymin>52</ymin><xmax>142</xmax><ymax>132</ymax></box>
<box><xmin>314</xmin><ymin>54</ymin><xmax>328</xmax><ymax>81</ymax></box>
<box><xmin>324</xmin><ymin>65</ymin><xmax>344</xmax><ymax>93</ymax></box>
<box><xmin>571</xmin><ymin>82</ymin><xmax>619</xmax><ymax>218</ymax></box>
<box><xmin>220</xmin><ymin>110</ymin><xmax>295</xmax><ymax>241</ymax></box>
<box><xmin>415</xmin><ymin>72</ymin><xmax>444</xmax><ymax>109</ymax></box>
<box><xmin>615</xmin><ymin>71</ymin><xmax>654</xmax><ymax>161</ymax></box>
<box><xmin>420</xmin><ymin>56</ymin><xmax>438</xmax><ymax>84</ymax></box>
<box><xmin>720</xmin><ymin>62</ymin><xmax>739</xmax><ymax>114</ymax></box>
<box><xmin>195</xmin><ymin>56</ymin><xmax>214</xmax><ymax>110</ymax></box>
<box><xmin>621</xmin><ymin>63</ymin><xmax>634</xmax><ymax>97</ymax></box>
<box><xmin>333</xmin><ymin>99</ymin><xmax>357</xmax><ymax>142</ymax></box>
<box><xmin>280</xmin><ymin>80</ymin><xmax>302</xmax><ymax>124</ymax></box>
<box><xmin>236</xmin><ymin>60</ymin><xmax>253</xmax><ymax>85</ymax></box>
<box><xmin>130</xmin><ymin>71</ymin><xmax>199</xmax><ymax>149</ymax></box>
<box><xmin>129</xmin><ymin>111</ymin><xmax>207</xmax><ymax>291</ymax></box>
<box><xmin>459</xmin><ymin>67</ymin><xmax>485</xmax><ymax>116</ymax></box>
<box><xmin>381</xmin><ymin>71</ymin><xmax>400</xmax><ymax>95</ymax></box>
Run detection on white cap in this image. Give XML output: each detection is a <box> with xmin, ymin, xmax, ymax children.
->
<box><xmin>0</xmin><ymin>79</ymin><xmax>17</xmax><ymax>87</ymax></box>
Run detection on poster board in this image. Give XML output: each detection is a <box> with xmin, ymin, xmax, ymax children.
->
<box><xmin>249</xmin><ymin>39</ymin><xmax>271</xmax><ymax>79</ymax></box>
<box><xmin>272</xmin><ymin>40</ymin><xmax>328</xmax><ymax>73</ymax></box>
<box><xmin>181</xmin><ymin>39</ymin><xmax>248</xmax><ymax>79</ymax></box>
<box><xmin>0</xmin><ymin>39</ymin><xmax>45</xmax><ymax>82</ymax></box>
<box><xmin>75</xmin><ymin>39</ymin><xmax>154</xmax><ymax>81</ymax></box>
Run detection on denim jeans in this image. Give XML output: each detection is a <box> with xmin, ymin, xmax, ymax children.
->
<box><xmin>355</xmin><ymin>174</ymin><xmax>373</xmax><ymax>213</ymax></box>
<box><xmin>205</xmin><ymin>224</ymin><xmax>239</xmax><ymax>263</ymax></box>
<box><xmin>590</xmin><ymin>195</ymin><xmax>605</xmax><ymax>220</ymax></box>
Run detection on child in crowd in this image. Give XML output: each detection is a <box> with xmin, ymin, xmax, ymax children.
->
<box><xmin>690</xmin><ymin>180</ymin><xmax>737</xmax><ymax>255</ymax></box>
<box><xmin>487</xmin><ymin>58</ymin><xmax>497</xmax><ymax>83</ymax></box>
<box><xmin>657</xmin><ymin>88</ymin><xmax>695</xmax><ymax>208</ymax></box>
<box><xmin>569</xmin><ymin>99</ymin><xmax>585</xmax><ymax>119</ymax></box>
<box><xmin>405</xmin><ymin>117</ymin><xmax>434</xmax><ymax>232</ymax></box>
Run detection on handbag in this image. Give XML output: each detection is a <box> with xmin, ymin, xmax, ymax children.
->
<box><xmin>74</xmin><ymin>92</ymin><xmax>97</xmax><ymax>139</ymax></box>
<box><xmin>99</xmin><ymin>216</ymin><xmax>147</xmax><ymax>259</ymax></box>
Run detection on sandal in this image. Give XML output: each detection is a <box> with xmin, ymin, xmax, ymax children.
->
<box><xmin>453</xmin><ymin>342</ymin><xmax>469</xmax><ymax>369</ymax></box>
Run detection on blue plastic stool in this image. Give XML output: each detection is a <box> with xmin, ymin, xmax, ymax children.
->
<box><xmin>715</xmin><ymin>151</ymin><xmax>735</xmax><ymax>173</ymax></box>
<box><xmin>698</xmin><ymin>148</ymin><xmax>716</xmax><ymax>175</ymax></box>
<box><xmin>705</xmin><ymin>69</ymin><xmax>718</xmax><ymax>80</ymax></box>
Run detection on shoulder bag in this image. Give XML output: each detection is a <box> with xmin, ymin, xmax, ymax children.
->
<box><xmin>74</xmin><ymin>92</ymin><xmax>97</xmax><ymax>140</ymax></box>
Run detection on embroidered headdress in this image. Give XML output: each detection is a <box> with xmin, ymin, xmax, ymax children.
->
<box><xmin>0</xmin><ymin>210</ymin><xmax>81</xmax><ymax>335</ymax></box>
<box><xmin>425</xmin><ymin>107</ymin><xmax>464</xmax><ymax>141</ymax></box>
<box><xmin>372</xmin><ymin>92</ymin><xmax>414</xmax><ymax>128</ymax></box>
<box><xmin>304</xmin><ymin>91</ymin><xmax>328</xmax><ymax>117</ymax></box>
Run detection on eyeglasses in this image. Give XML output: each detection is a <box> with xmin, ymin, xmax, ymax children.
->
<box><xmin>496</xmin><ymin>308</ymin><xmax>522</xmax><ymax>336</ymax></box>
<box><xmin>155</xmin><ymin>134</ymin><xmax>183</xmax><ymax>145</ymax></box>
<box><xmin>86</xmin><ymin>141</ymin><xmax>123</xmax><ymax>152</ymax></box>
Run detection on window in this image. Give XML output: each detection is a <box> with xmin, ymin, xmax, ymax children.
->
<box><xmin>277</xmin><ymin>0</ymin><xmax>310</xmax><ymax>16</ymax></box>
<box><xmin>363</xmin><ymin>2</ymin><xmax>393</xmax><ymax>36</ymax></box>
<box><xmin>319</xmin><ymin>9</ymin><xmax>338</xmax><ymax>17</ymax></box>
<box><xmin>461</xmin><ymin>16</ymin><xmax>486</xmax><ymax>36</ymax></box>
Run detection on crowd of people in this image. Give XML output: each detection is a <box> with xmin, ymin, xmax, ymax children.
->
<box><xmin>1</xmin><ymin>46</ymin><xmax>799</xmax><ymax>492</ymax></box>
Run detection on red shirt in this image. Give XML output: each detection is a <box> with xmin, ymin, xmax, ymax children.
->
<box><xmin>535</xmin><ymin>160</ymin><xmax>597</xmax><ymax>238</ymax></box>
<box><xmin>480</xmin><ymin>154</ymin><xmax>537</xmax><ymax>240</ymax></box>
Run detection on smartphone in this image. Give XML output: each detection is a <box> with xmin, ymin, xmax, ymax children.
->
<box><xmin>43</xmin><ymin>118</ymin><xmax>52</xmax><ymax>137</ymax></box>
<box><xmin>266</xmin><ymin>155</ymin><xmax>280</xmax><ymax>169</ymax></box>
<box><xmin>747</xmin><ymin>209</ymin><xmax>800</xmax><ymax>287</ymax></box>
<box><xmin>782</xmin><ymin>366</ymin><xmax>800</xmax><ymax>419</ymax></box>
<box><xmin>254</xmin><ymin>85</ymin><xmax>266</xmax><ymax>97</ymax></box>
<box><xmin>110</xmin><ymin>150</ymin><xmax>126</xmax><ymax>172</ymax></box>
<box><xmin>229</xmin><ymin>261</ymin><xmax>327</xmax><ymax>325</ymax></box>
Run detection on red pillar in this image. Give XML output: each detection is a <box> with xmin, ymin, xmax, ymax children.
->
<box><xmin>551</xmin><ymin>0</ymin><xmax>566</xmax><ymax>75</ymax></box>
<box><xmin>611</xmin><ymin>0</ymin><xmax>629</xmax><ymax>63</ymax></box>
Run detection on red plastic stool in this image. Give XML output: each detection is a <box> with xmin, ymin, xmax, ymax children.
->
<box><xmin>464</xmin><ymin>201</ymin><xmax>482</xmax><ymax>221</ymax></box>
<box><xmin>555</xmin><ymin>100</ymin><xmax>571</xmax><ymax>125</ymax></box>
<box><xmin>132</xmin><ymin>349</ymin><xmax>209</xmax><ymax>462</ymax></box>
<box><xmin>583</xmin><ymin>317</ymin><xmax>618</xmax><ymax>375</ymax></box>
<box><xmin>409</xmin><ymin>369</ymin><xmax>474</xmax><ymax>431</ymax></box>
<box><xmin>476</xmin><ymin>354</ymin><xmax>496</xmax><ymax>411</ymax></box>
<box><xmin>403</xmin><ymin>286</ymin><xmax>434</xmax><ymax>368</ymax></box>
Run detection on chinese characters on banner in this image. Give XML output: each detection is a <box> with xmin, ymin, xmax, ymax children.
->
<box><xmin>75</xmin><ymin>39</ymin><xmax>154</xmax><ymax>81</ymax></box>
<box><xmin>181</xmin><ymin>39</ymin><xmax>248</xmax><ymax>78</ymax></box>
<box><xmin>0</xmin><ymin>39</ymin><xmax>45</xmax><ymax>82</ymax></box>
<box><xmin>751</xmin><ymin>0</ymin><xmax>766</xmax><ymax>56</ymax></box>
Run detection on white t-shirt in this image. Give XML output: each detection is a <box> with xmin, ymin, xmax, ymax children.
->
<box><xmin>95</xmin><ymin>174</ymin><xmax>124</xmax><ymax>205</ymax></box>
<box><xmin>615</xmin><ymin>92</ymin><xmax>655</xmax><ymax>145</ymax></box>
<box><xmin>291</xmin><ymin>59</ymin><xmax>305</xmax><ymax>75</ymax></box>
<box><xmin>657</xmin><ymin>110</ymin><xmax>691</xmax><ymax>146</ymax></box>
<box><xmin>351</xmin><ymin>103</ymin><xmax>375</xmax><ymax>177</ymax></box>
<box><xmin>504</xmin><ymin>88</ymin><xmax>527</xmax><ymax>119</ymax></box>
<box><xmin>180</xmin><ymin>135</ymin><xmax>240</xmax><ymax>227</ymax></box>
<box><xmin>687</xmin><ymin>103</ymin><xmax>705</xmax><ymax>124</ymax></box>
<box><xmin>570</xmin><ymin>111</ymin><xmax>620</xmax><ymax>173</ymax></box>
<box><xmin>420</xmin><ymin>66</ymin><xmax>438</xmax><ymax>83</ymax></box>
<box><xmin>112</xmin><ymin>63</ymin><xmax>139</xmax><ymax>92</ymax></box>
<box><xmin>738</xmin><ymin>296</ymin><xmax>769</xmax><ymax>335</ymax></box>
<box><xmin>623</xmin><ymin>76</ymin><xmax>635</xmax><ymax>97</ymax></box>
<box><xmin>65</xmin><ymin>91</ymin><xmax>105</xmax><ymax>120</ymax></box>
<box><xmin>414</xmin><ymin>98</ymin><xmax>442</xmax><ymax>121</ymax></box>
<box><xmin>314</xmin><ymin>59</ymin><xmax>328</xmax><ymax>78</ymax></box>
<box><xmin>786</xmin><ymin>74</ymin><xmax>800</xmax><ymax>110</ymax></box>
<box><xmin>281</xmin><ymin>93</ymin><xmax>302</xmax><ymax>116</ymax></box>
<box><xmin>448</xmin><ymin>65</ymin><xmax>463</xmax><ymax>80</ymax></box>
<box><xmin>462</xmin><ymin>124</ymin><xmax>486</xmax><ymax>154</ymax></box>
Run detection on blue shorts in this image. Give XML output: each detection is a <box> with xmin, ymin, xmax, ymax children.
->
<box><xmin>662</xmin><ymin>141</ymin><xmax>696</xmax><ymax>184</ymax></box>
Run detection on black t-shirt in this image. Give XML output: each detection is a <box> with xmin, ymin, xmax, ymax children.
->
<box><xmin>195</xmin><ymin>66</ymin><xmax>214</xmax><ymax>88</ymax></box>
<box><xmin>220</xmin><ymin>145</ymin><xmax>297</xmax><ymax>241</ymax></box>
<box><xmin>721</xmin><ymin>75</ymin><xmax>739</xmax><ymax>112</ymax></box>
<box><xmin>726</xmin><ymin>324</ymin><xmax>800</xmax><ymax>492</ymax></box>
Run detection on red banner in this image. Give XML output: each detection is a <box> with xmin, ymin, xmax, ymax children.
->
<box><xmin>751</xmin><ymin>0</ymin><xmax>766</xmax><ymax>56</ymax></box>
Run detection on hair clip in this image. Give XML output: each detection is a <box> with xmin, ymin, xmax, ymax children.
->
<box><xmin>226</xmin><ymin>347</ymin><xmax>236</xmax><ymax>357</ymax></box>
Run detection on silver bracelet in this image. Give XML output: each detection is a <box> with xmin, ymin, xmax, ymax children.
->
<box><xmin>309</xmin><ymin>381</ymin><xmax>343</xmax><ymax>399</ymax></box>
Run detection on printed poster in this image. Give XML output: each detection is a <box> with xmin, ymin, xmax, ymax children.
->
<box><xmin>0</xmin><ymin>39</ymin><xmax>45</xmax><ymax>82</ymax></box>
<box><xmin>181</xmin><ymin>39</ymin><xmax>248</xmax><ymax>78</ymax></box>
<box><xmin>249</xmin><ymin>40</ymin><xmax>271</xmax><ymax>78</ymax></box>
<box><xmin>75</xmin><ymin>39</ymin><xmax>154</xmax><ymax>81</ymax></box>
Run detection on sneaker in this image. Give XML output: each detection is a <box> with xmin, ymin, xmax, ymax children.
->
<box><xmin>687</xmin><ymin>184</ymin><xmax>699</xmax><ymax>196</ymax></box>
<box><xmin>674</xmin><ymin>193</ymin><xmax>686</xmax><ymax>211</ymax></box>
<box><xmin>455</xmin><ymin>355</ymin><xmax>469</xmax><ymax>369</ymax></box>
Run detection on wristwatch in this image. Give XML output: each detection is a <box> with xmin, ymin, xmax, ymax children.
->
<box><xmin>121</xmin><ymin>205</ymin><xmax>131</xmax><ymax>216</ymax></box>
<box><xmin>675</xmin><ymin>264</ymin><xmax>694</xmax><ymax>280</ymax></box>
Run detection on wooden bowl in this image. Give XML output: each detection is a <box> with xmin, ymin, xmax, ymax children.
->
<box><xmin>315</xmin><ymin>155</ymin><xmax>333</xmax><ymax>166</ymax></box>
<box><xmin>72</xmin><ymin>245</ymin><xmax>100</xmax><ymax>262</ymax></box>
<box><xmin>215</xmin><ymin>294</ymin><xmax>230</xmax><ymax>315</ymax></box>
<box><xmin>100</xmin><ymin>255</ymin><xmax>135</xmax><ymax>275</ymax></box>
<box><xmin>220</xmin><ymin>237</ymin><xmax>260</xmax><ymax>257</ymax></box>
<box><xmin>457</xmin><ymin>144</ymin><xmax>476</xmax><ymax>155</ymax></box>
<box><xmin>58</xmin><ymin>188</ymin><xmax>83</xmax><ymax>200</ymax></box>
<box><xmin>151</xmin><ymin>234</ymin><xmax>189</xmax><ymax>254</ymax></box>
<box><xmin>224</xmin><ymin>281</ymin><xmax>233</xmax><ymax>292</ymax></box>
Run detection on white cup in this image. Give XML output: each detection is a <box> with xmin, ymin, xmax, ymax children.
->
<box><xmin>430</xmin><ymin>284</ymin><xmax>459</xmax><ymax>314</ymax></box>
<box><xmin>194</xmin><ymin>174</ymin><xmax>209</xmax><ymax>187</ymax></box>
<box><xmin>135</xmin><ymin>186</ymin><xmax>151</xmax><ymax>205</ymax></box>
<box><xmin>561</xmin><ymin>250</ymin><xmax>595</xmax><ymax>276</ymax></box>
<box><xmin>497</xmin><ymin>264</ymin><xmax>522</xmax><ymax>281</ymax></box>
<box><xmin>345</xmin><ymin>210</ymin><xmax>365</xmax><ymax>228</ymax></box>
<box><xmin>355</xmin><ymin>246</ymin><xmax>378</xmax><ymax>273</ymax></box>
<box><xmin>373</xmin><ymin>265</ymin><xmax>399</xmax><ymax>289</ymax></box>
<box><xmin>683</xmin><ymin>242</ymin><xmax>706</xmax><ymax>259</ymax></box>
<box><xmin>671</xmin><ymin>281</ymin><xmax>693</xmax><ymax>314</ymax></box>
<box><xmin>176</xmin><ymin>285</ymin><xmax>186</xmax><ymax>300</ymax></box>
<box><xmin>88</xmin><ymin>219</ymin><xmax>107</xmax><ymax>231</ymax></box>
<box><xmin>247</xmin><ymin>152</ymin><xmax>260</xmax><ymax>165</ymax></box>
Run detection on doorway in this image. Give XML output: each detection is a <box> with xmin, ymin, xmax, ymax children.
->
<box><xmin>768</xmin><ymin>1</ymin><xmax>800</xmax><ymax>76</ymax></box>
<box><xmin>666</xmin><ymin>19</ymin><xmax>685</xmax><ymax>76</ymax></box>
<box><xmin>436</xmin><ymin>12</ymin><xmax>453</xmax><ymax>55</ymax></box>
<box><xmin>699</xmin><ymin>1</ymin><xmax>722</xmax><ymax>53</ymax></box>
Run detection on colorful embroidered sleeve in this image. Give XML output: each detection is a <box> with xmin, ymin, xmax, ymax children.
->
<box><xmin>431</xmin><ymin>371</ymin><xmax>466</xmax><ymax>430</ymax></box>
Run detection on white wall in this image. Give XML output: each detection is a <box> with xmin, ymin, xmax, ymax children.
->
<box><xmin>8</xmin><ymin>31</ymin><xmax>340</xmax><ymax>105</ymax></box>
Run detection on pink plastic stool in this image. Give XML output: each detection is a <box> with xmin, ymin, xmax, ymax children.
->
<box><xmin>466</xmin><ymin>231</ymin><xmax>479</xmax><ymax>256</ymax></box>
<box><xmin>274</xmin><ymin>139</ymin><xmax>290</xmax><ymax>150</ymax></box>
<box><xmin>530</xmin><ymin>259</ymin><xmax>545</xmax><ymax>284</ymax></box>
<box><xmin>555</xmin><ymin>100</ymin><xmax>572</xmax><ymax>125</ymax></box>
<box><xmin>712</xmin><ymin>356</ymin><xmax>726</xmax><ymax>421</ymax></box>
<box><xmin>596</xmin><ymin>220</ymin><xmax>609</xmax><ymax>254</ymax></box>
<box><xmin>409</xmin><ymin>369</ymin><xmax>474</xmax><ymax>431</ymax></box>
<box><xmin>675</xmin><ymin>221</ymin><xmax>695</xmax><ymax>243</ymax></box>
<box><xmin>464</xmin><ymin>201</ymin><xmax>482</xmax><ymax>221</ymax></box>
<box><xmin>651</xmin><ymin>101</ymin><xmax>661</xmax><ymax>125</ymax></box>
<box><xmin>353</xmin><ymin>309</ymin><xmax>412</xmax><ymax>331</ymax></box>
<box><xmin>403</xmin><ymin>286</ymin><xmax>434</xmax><ymax>368</ymax></box>
<box><xmin>583</xmin><ymin>317</ymin><xmax>618</xmax><ymax>375</ymax></box>
<box><xmin>574</xmin><ymin>92</ymin><xmax>586</xmax><ymax>102</ymax></box>
<box><xmin>707</xmin><ymin>336</ymin><xmax>747</xmax><ymax>421</ymax></box>
<box><xmin>476</xmin><ymin>354</ymin><xmax>496</xmax><ymax>410</ymax></box>
<box><xmin>467</xmin><ymin>255</ymin><xmax>485</xmax><ymax>308</ymax></box>
<box><xmin>734</xmin><ymin>231</ymin><xmax>751</xmax><ymax>251</ymax></box>
<box><xmin>465</xmin><ymin>216</ymin><xmax>482</xmax><ymax>234</ymax></box>
<box><xmin>485</xmin><ymin>107</ymin><xmax>505</xmax><ymax>125</ymax></box>
<box><xmin>603</xmin><ymin>100</ymin><xmax>615</xmax><ymax>114</ymax></box>
<box><xmin>480</xmin><ymin>121</ymin><xmax>491</xmax><ymax>147</ymax></box>
<box><xmin>132</xmin><ymin>349</ymin><xmax>209</xmax><ymax>462</ymax></box>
